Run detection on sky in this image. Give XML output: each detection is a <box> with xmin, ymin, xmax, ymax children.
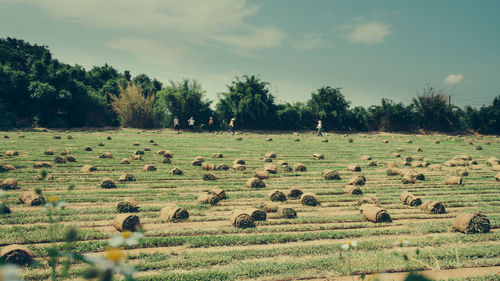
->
<box><xmin>1</xmin><ymin>0</ymin><xmax>499</xmax><ymax>108</ymax></box>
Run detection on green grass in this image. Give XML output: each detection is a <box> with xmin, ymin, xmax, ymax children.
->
<box><xmin>0</xmin><ymin>129</ymin><xmax>499</xmax><ymax>280</ymax></box>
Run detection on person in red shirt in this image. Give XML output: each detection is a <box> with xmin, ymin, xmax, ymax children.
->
<box><xmin>208</xmin><ymin>117</ymin><xmax>214</xmax><ymax>133</ymax></box>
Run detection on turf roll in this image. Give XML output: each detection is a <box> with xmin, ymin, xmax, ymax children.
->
<box><xmin>202</xmin><ymin>163</ymin><xmax>216</xmax><ymax>171</ymax></box>
<box><xmin>452</xmin><ymin>213</ymin><xmax>490</xmax><ymax>234</ymax></box>
<box><xmin>419</xmin><ymin>201</ymin><xmax>446</xmax><ymax>214</ymax></box>
<box><xmin>117</xmin><ymin>198</ymin><xmax>139</xmax><ymax>213</ymax></box>
<box><xmin>197</xmin><ymin>193</ymin><xmax>219</xmax><ymax>205</ymax></box>
<box><xmin>254</xmin><ymin>170</ymin><xmax>270</xmax><ymax>179</ymax></box>
<box><xmin>264</xmin><ymin>163</ymin><xmax>277</xmax><ymax>174</ymax></box>
<box><xmin>19</xmin><ymin>192</ymin><xmax>46</xmax><ymax>206</ymax></box>
<box><xmin>323</xmin><ymin>170</ymin><xmax>341</xmax><ymax>180</ymax></box>
<box><xmin>0</xmin><ymin>244</ymin><xmax>34</xmax><ymax>265</ymax></box>
<box><xmin>245</xmin><ymin>208</ymin><xmax>267</xmax><ymax>221</ymax></box>
<box><xmin>159</xmin><ymin>205</ymin><xmax>189</xmax><ymax>222</ymax></box>
<box><xmin>344</xmin><ymin>185</ymin><xmax>363</xmax><ymax>195</ymax></box>
<box><xmin>277</xmin><ymin>206</ymin><xmax>297</xmax><ymax>219</ymax></box>
<box><xmin>229</xmin><ymin>210</ymin><xmax>255</xmax><ymax>228</ymax></box>
<box><xmin>209</xmin><ymin>188</ymin><xmax>226</xmax><ymax>201</ymax></box>
<box><xmin>286</xmin><ymin>188</ymin><xmax>303</xmax><ymax>199</ymax></box>
<box><xmin>113</xmin><ymin>214</ymin><xmax>141</xmax><ymax>232</ymax></box>
<box><xmin>269</xmin><ymin>190</ymin><xmax>287</xmax><ymax>202</ymax></box>
<box><xmin>399</xmin><ymin>191</ymin><xmax>422</xmax><ymax>206</ymax></box>
<box><xmin>300</xmin><ymin>192</ymin><xmax>320</xmax><ymax>206</ymax></box>
<box><xmin>246</xmin><ymin>177</ymin><xmax>265</xmax><ymax>188</ymax></box>
<box><xmin>359</xmin><ymin>204</ymin><xmax>392</xmax><ymax>223</ymax></box>
<box><xmin>445</xmin><ymin>176</ymin><xmax>462</xmax><ymax>185</ymax></box>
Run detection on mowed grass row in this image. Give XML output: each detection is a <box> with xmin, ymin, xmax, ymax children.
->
<box><xmin>1</xmin><ymin>129</ymin><xmax>499</xmax><ymax>280</ymax></box>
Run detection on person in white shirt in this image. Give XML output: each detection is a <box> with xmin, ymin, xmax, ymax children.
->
<box><xmin>317</xmin><ymin>120</ymin><xmax>323</xmax><ymax>136</ymax></box>
<box><xmin>188</xmin><ymin>117</ymin><xmax>195</xmax><ymax>132</ymax></box>
<box><xmin>173</xmin><ymin>116</ymin><xmax>179</xmax><ymax>132</ymax></box>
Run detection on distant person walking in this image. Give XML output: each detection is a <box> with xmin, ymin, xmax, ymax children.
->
<box><xmin>188</xmin><ymin>117</ymin><xmax>195</xmax><ymax>132</ymax></box>
<box><xmin>208</xmin><ymin>117</ymin><xmax>214</xmax><ymax>133</ymax></box>
<box><xmin>173</xmin><ymin>116</ymin><xmax>179</xmax><ymax>132</ymax></box>
<box><xmin>228</xmin><ymin>117</ymin><xmax>235</xmax><ymax>135</ymax></box>
<box><xmin>317</xmin><ymin>120</ymin><xmax>323</xmax><ymax>136</ymax></box>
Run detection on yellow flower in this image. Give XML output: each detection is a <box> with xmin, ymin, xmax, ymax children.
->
<box><xmin>48</xmin><ymin>196</ymin><xmax>59</xmax><ymax>203</ymax></box>
<box><xmin>105</xmin><ymin>248</ymin><xmax>124</xmax><ymax>263</ymax></box>
<box><xmin>346</xmin><ymin>240</ymin><xmax>351</xmax><ymax>246</ymax></box>
<box><xmin>122</xmin><ymin>231</ymin><xmax>132</xmax><ymax>239</ymax></box>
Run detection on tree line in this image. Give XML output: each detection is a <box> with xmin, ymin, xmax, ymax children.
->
<box><xmin>1</xmin><ymin>37</ymin><xmax>499</xmax><ymax>134</ymax></box>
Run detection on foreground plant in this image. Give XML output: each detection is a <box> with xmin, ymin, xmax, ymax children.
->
<box><xmin>0</xmin><ymin>264</ymin><xmax>22</xmax><ymax>281</ymax></box>
<box><xmin>38</xmin><ymin>185</ymin><xmax>143</xmax><ymax>281</ymax></box>
<box><xmin>340</xmin><ymin>240</ymin><xmax>357</xmax><ymax>278</ymax></box>
<box><xmin>82</xmin><ymin>248</ymin><xmax>135</xmax><ymax>280</ymax></box>
<box><xmin>392</xmin><ymin>238</ymin><xmax>440</xmax><ymax>278</ymax></box>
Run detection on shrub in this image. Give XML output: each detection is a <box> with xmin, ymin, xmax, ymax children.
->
<box><xmin>110</xmin><ymin>82</ymin><xmax>159</xmax><ymax>128</ymax></box>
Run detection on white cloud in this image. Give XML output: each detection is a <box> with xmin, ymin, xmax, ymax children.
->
<box><xmin>346</xmin><ymin>22</ymin><xmax>391</xmax><ymax>44</ymax></box>
<box><xmin>19</xmin><ymin>0</ymin><xmax>284</xmax><ymax>52</ymax></box>
<box><xmin>214</xmin><ymin>26</ymin><xmax>285</xmax><ymax>51</ymax></box>
<box><xmin>293</xmin><ymin>33</ymin><xmax>325</xmax><ymax>51</ymax></box>
<box><xmin>104</xmin><ymin>38</ymin><xmax>188</xmax><ymax>67</ymax></box>
<box><xmin>443</xmin><ymin>74</ymin><xmax>464</xmax><ymax>85</ymax></box>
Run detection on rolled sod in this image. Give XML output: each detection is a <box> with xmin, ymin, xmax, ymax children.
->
<box><xmin>113</xmin><ymin>214</ymin><xmax>141</xmax><ymax>232</ymax></box>
<box><xmin>359</xmin><ymin>204</ymin><xmax>392</xmax><ymax>223</ymax></box>
<box><xmin>452</xmin><ymin>213</ymin><xmax>490</xmax><ymax>234</ymax></box>
<box><xmin>419</xmin><ymin>201</ymin><xmax>446</xmax><ymax>214</ymax></box>
<box><xmin>159</xmin><ymin>205</ymin><xmax>189</xmax><ymax>222</ymax></box>
<box><xmin>229</xmin><ymin>210</ymin><xmax>255</xmax><ymax>228</ymax></box>
<box><xmin>277</xmin><ymin>206</ymin><xmax>297</xmax><ymax>219</ymax></box>
<box><xmin>117</xmin><ymin>198</ymin><xmax>139</xmax><ymax>213</ymax></box>
<box><xmin>300</xmin><ymin>192</ymin><xmax>320</xmax><ymax>206</ymax></box>
<box><xmin>0</xmin><ymin>244</ymin><xmax>34</xmax><ymax>266</ymax></box>
<box><xmin>269</xmin><ymin>190</ymin><xmax>287</xmax><ymax>202</ymax></box>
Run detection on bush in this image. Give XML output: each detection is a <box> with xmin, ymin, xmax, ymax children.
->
<box><xmin>110</xmin><ymin>82</ymin><xmax>159</xmax><ymax>128</ymax></box>
<box><xmin>412</xmin><ymin>87</ymin><xmax>461</xmax><ymax>131</ymax></box>
<box><xmin>368</xmin><ymin>99</ymin><xmax>415</xmax><ymax>132</ymax></box>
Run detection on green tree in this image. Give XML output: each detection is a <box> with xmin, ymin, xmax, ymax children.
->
<box><xmin>0</xmin><ymin>37</ymin><xmax>123</xmax><ymax>127</ymax></box>
<box><xmin>347</xmin><ymin>106</ymin><xmax>370</xmax><ymax>131</ymax></box>
<box><xmin>216</xmin><ymin>75</ymin><xmax>277</xmax><ymax>129</ymax></box>
<box><xmin>463</xmin><ymin>95</ymin><xmax>500</xmax><ymax>134</ymax></box>
<box><xmin>132</xmin><ymin>74</ymin><xmax>162</xmax><ymax>96</ymax></box>
<box><xmin>28</xmin><ymin>81</ymin><xmax>68</xmax><ymax>127</ymax></box>
<box><xmin>412</xmin><ymin>87</ymin><xmax>461</xmax><ymax>131</ymax></box>
<box><xmin>156</xmin><ymin>79</ymin><xmax>213</xmax><ymax>128</ymax></box>
<box><xmin>307</xmin><ymin>86</ymin><xmax>350</xmax><ymax>130</ymax></box>
<box><xmin>275</xmin><ymin>102</ymin><xmax>313</xmax><ymax>130</ymax></box>
<box><xmin>0</xmin><ymin>64</ymin><xmax>30</xmax><ymax>120</ymax></box>
<box><xmin>0</xmin><ymin>98</ymin><xmax>15</xmax><ymax>129</ymax></box>
<box><xmin>368</xmin><ymin>98</ymin><xmax>415</xmax><ymax>132</ymax></box>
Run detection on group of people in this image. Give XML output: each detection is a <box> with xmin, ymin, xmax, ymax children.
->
<box><xmin>173</xmin><ymin>116</ymin><xmax>235</xmax><ymax>135</ymax></box>
<box><xmin>173</xmin><ymin>116</ymin><xmax>323</xmax><ymax>136</ymax></box>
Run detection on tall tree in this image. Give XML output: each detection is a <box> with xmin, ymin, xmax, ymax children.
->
<box><xmin>368</xmin><ymin>98</ymin><xmax>415</xmax><ymax>132</ymax></box>
<box><xmin>216</xmin><ymin>75</ymin><xmax>277</xmax><ymax>129</ymax></box>
<box><xmin>412</xmin><ymin>87</ymin><xmax>461</xmax><ymax>131</ymax></box>
<box><xmin>156</xmin><ymin>79</ymin><xmax>213</xmax><ymax>128</ymax></box>
<box><xmin>307</xmin><ymin>86</ymin><xmax>350</xmax><ymax>130</ymax></box>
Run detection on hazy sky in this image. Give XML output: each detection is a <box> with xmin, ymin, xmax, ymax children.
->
<box><xmin>1</xmin><ymin>0</ymin><xmax>499</xmax><ymax>107</ymax></box>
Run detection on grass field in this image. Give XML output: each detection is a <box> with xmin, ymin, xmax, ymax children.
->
<box><xmin>0</xmin><ymin>129</ymin><xmax>499</xmax><ymax>281</ymax></box>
